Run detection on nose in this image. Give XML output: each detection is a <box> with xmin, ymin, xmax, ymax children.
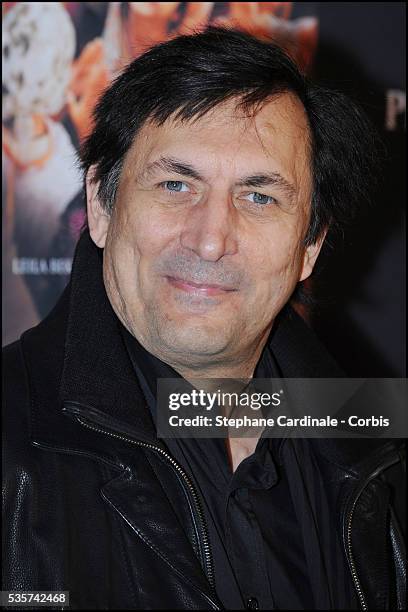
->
<box><xmin>180</xmin><ymin>193</ymin><xmax>238</xmax><ymax>262</ymax></box>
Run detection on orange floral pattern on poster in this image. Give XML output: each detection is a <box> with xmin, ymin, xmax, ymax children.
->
<box><xmin>2</xmin><ymin>2</ymin><xmax>319</xmax><ymax>343</ymax></box>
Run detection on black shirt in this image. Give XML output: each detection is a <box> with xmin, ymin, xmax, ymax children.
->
<box><xmin>120</xmin><ymin>325</ymin><xmax>358</xmax><ymax>610</ymax></box>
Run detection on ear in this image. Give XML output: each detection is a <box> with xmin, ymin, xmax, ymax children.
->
<box><xmin>299</xmin><ymin>228</ymin><xmax>327</xmax><ymax>282</ymax></box>
<box><xmin>86</xmin><ymin>166</ymin><xmax>111</xmax><ymax>248</ymax></box>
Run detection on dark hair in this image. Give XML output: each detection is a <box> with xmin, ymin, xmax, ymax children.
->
<box><xmin>80</xmin><ymin>25</ymin><xmax>381</xmax><ymax>246</ymax></box>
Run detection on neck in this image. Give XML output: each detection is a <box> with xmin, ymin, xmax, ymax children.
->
<box><xmin>165</xmin><ymin>328</ymin><xmax>272</xmax><ymax>388</ymax></box>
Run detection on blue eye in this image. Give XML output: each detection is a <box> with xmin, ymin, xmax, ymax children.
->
<box><xmin>163</xmin><ymin>181</ymin><xmax>189</xmax><ymax>192</ymax></box>
<box><xmin>246</xmin><ymin>192</ymin><xmax>275</xmax><ymax>205</ymax></box>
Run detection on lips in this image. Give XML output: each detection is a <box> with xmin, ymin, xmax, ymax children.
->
<box><xmin>166</xmin><ymin>275</ymin><xmax>236</xmax><ymax>297</ymax></box>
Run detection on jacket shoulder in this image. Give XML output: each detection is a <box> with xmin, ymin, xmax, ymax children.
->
<box><xmin>2</xmin><ymin>339</ymin><xmax>67</xmax><ymax>593</ymax></box>
<box><xmin>2</xmin><ymin>339</ymin><xmax>34</xmax><ymax>474</ymax></box>
<box><xmin>271</xmin><ymin>305</ymin><xmax>345</xmax><ymax>377</ymax></box>
<box><xmin>3</xmin><ymin>339</ymin><xmax>31</xmax><ymax>429</ymax></box>
<box><xmin>3</xmin><ymin>338</ymin><xmax>28</xmax><ymax>386</ymax></box>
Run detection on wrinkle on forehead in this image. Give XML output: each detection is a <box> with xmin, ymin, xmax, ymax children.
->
<box><xmin>120</xmin><ymin>92</ymin><xmax>313</xmax><ymax>208</ymax></box>
<box><xmin>251</xmin><ymin>94</ymin><xmax>312</xmax><ymax>193</ymax></box>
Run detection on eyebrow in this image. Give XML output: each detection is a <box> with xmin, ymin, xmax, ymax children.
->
<box><xmin>140</xmin><ymin>156</ymin><xmax>297</xmax><ymax>202</ymax></box>
<box><xmin>235</xmin><ymin>174</ymin><xmax>296</xmax><ymax>203</ymax></box>
<box><xmin>141</xmin><ymin>156</ymin><xmax>205</xmax><ymax>182</ymax></box>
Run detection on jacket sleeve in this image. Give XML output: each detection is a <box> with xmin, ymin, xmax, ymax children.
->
<box><xmin>382</xmin><ymin>443</ymin><xmax>406</xmax><ymax>610</ymax></box>
<box><xmin>2</xmin><ymin>340</ymin><xmax>41</xmax><ymax>591</ymax></box>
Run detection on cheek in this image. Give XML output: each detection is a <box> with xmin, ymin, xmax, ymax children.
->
<box><xmin>248</xmin><ymin>229</ymin><xmax>304</xmax><ymax>299</ymax></box>
<box><xmin>109</xmin><ymin>203</ymin><xmax>180</xmax><ymax>296</ymax></box>
<box><xmin>112</xmin><ymin>199</ymin><xmax>167</xmax><ymax>256</ymax></box>
<box><xmin>136</xmin><ymin>191</ymin><xmax>185</xmax><ymax>242</ymax></box>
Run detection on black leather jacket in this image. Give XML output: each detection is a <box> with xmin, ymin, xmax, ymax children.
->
<box><xmin>2</xmin><ymin>231</ymin><xmax>406</xmax><ymax>610</ymax></box>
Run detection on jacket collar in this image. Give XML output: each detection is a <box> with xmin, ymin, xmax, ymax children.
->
<box><xmin>22</xmin><ymin>228</ymin><xmax>401</xmax><ymax>477</ymax></box>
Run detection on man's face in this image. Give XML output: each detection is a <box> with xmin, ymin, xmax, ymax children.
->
<box><xmin>88</xmin><ymin>93</ymin><xmax>322</xmax><ymax>373</ymax></box>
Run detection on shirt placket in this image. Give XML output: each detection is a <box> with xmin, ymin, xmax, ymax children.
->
<box><xmin>224</xmin><ymin>482</ymin><xmax>276</xmax><ymax>610</ymax></box>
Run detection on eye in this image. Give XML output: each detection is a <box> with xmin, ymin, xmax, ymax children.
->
<box><xmin>245</xmin><ymin>192</ymin><xmax>276</xmax><ymax>205</ymax></box>
<box><xmin>162</xmin><ymin>180</ymin><xmax>189</xmax><ymax>193</ymax></box>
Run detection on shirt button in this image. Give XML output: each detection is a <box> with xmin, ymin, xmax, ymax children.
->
<box><xmin>246</xmin><ymin>597</ymin><xmax>259</xmax><ymax>610</ymax></box>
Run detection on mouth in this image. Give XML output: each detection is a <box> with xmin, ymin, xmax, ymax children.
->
<box><xmin>165</xmin><ymin>275</ymin><xmax>237</xmax><ymax>297</ymax></box>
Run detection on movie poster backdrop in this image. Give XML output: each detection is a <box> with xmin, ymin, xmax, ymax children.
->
<box><xmin>2</xmin><ymin>2</ymin><xmax>406</xmax><ymax>376</ymax></box>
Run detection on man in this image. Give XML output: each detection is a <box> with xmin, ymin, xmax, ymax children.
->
<box><xmin>3</xmin><ymin>27</ymin><xmax>405</xmax><ymax>610</ymax></box>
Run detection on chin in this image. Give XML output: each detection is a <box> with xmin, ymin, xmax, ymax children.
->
<box><xmin>157</xmin><ymin>320</ymin><xmax>230</xmax><ymax>359</ymax></box>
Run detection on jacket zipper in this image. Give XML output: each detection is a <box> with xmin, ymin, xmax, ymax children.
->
<box><xmin>346</xmin><ymin>495</ymin><xmax>367</xmax><ymax>610</ymax></box>
<box><xmin>345</xmin><ymin>453</ymin><xmax>402</xmax><ymax>611</ymax></box>
<box><xmin>74</xmin><ymin>415</ymin><xmax>219</xmax><ymax>608</ymax></box>
<box><xmin>67</xmin><ymin>408</ymin><xmax>403</xmax><ymax>611</ymax></box>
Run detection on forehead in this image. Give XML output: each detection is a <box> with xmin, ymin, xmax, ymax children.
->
<box><xmin>123</xmin><ymin>92</ymin><xmax>312</xmax><ymax>185</ymax></box>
